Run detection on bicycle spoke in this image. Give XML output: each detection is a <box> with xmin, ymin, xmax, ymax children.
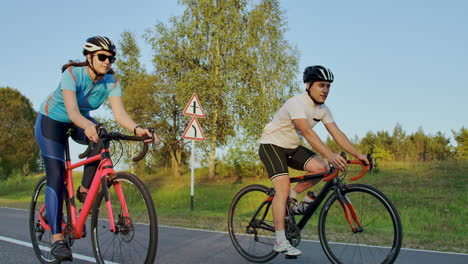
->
<box><xmin>91</xmin><ymin>173</ymin><xmax>157</xmax><ymax>264</ymax></box>
<box><xmin>228</xmin><ymin>185</ymin><xmax>278</xmax><ymax>263</ymax></box>
<box><xmin>319</xmin><ymin>184</ymin><xmax>402</xmax><ymax>264</ymax></box>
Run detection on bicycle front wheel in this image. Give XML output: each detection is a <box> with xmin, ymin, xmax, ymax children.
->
<box><xmin>228</xmin><ymin>184</ymin><xmax>278</xmax><ymax>263</ymax></box>
<box><xmin>91</xmin><ymin>172</ymin><xmax>158</xmax><ymax>264</ymax></box>
<box><xmin>318</xmin><ymin>184</ymin><xmax>402</xmax><ymax>264</ymax></box>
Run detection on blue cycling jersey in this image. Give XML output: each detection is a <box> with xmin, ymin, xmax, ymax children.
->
<box><xmin>39</xmin><ymin>66</ymin><xmax>122</xmax><ymax>122</ymax></box>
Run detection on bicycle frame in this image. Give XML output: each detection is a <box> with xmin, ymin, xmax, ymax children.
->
<box><xmin>38</xmin><ymin>136</ymin><xmax>129</xmax><ymax>239</ymax></box>
<box><xmin>254</xmin><ymin>161</ymin><xmax>369</xmax><ymax>233</ymax></box>
<box><xmin>292</xmin><ymin>177</ymin><xmax>335</xmax><ymax>229</ymax></box>
<box><xmin>250</xmin><ymin>178</ymin><xmax>344</xmax><ymax>234</ymax></box>
<box><xmin>292</xmin><ymin>161</ymin><xmax>369</xmax><ymax>232</ymax></box>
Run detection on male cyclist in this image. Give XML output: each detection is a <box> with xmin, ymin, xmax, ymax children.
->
<box><xmin>258</xmin><ymin>65</ymin><xmax>369</xmax><ymax>256</ymax></box>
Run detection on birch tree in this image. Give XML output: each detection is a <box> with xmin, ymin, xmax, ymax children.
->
<box><xmin>145</xmin><ymin>0</ymin><xmax>299</xmax><ymax>179</ymax></box>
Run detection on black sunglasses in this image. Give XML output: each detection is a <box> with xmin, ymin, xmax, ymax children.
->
<box><xmin>96</xmin><ymin>54</ymin><xmax>116</xmax><ymax>63</ymax></box>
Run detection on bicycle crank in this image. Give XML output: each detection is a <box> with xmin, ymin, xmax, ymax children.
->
<box><xmin>285</xmin><ymin>218</ymin><xmax>301</xmax><ymax>247</ymax></box>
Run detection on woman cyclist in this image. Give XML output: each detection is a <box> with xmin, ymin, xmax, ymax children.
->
<box><xmin>34</xmin><ymin>36</ymin><xmax>157</xmax><ymax>261</ymax></box>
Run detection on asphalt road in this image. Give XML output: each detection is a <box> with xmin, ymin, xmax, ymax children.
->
<box><xmin>1</xmin><ymin>207</ymin><xmax>467</xmax><ymax>263</ymax></box>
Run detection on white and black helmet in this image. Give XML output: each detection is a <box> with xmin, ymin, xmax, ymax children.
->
<box><xmin>83</xmin><ymin>36</ymin><xmax>116</xmax><ymax>56</ymax></box>
<box><xmin>303</xmin><ymin>65</ymin><xmax>334</xmax><ymax>83</ymax></box>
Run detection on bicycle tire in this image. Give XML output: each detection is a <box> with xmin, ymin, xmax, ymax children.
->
<box><xmin>228</xmin><ymin>184</ymin><xmax>278</xmax><ymax>263</ymax></box>
<box><xmin>90</xmin><ymin>172</ymin><xmax>158</xmax><ymax>264</ymax></box>
<box><xmin>29</xmin><ymin>176</ymin><xmax>71</xmax><ymax>264</ymax></box>
<box><xmin>318</xmin><ymin>184</ymin><xmax>402</xmax><ymax>264</ymax></box>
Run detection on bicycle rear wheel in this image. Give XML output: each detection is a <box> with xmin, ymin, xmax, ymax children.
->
<box><xmin>318</xmin><ymin>184</ymin><xmax>402</xmax><ymax>264</ymax></box>
<box><xmin>228</xmin><ymin>184</ymin><xmax>278</xmax><ymax>263</ymax></box>
<box><xmin>29</xmin><ymin>176</ymin><xmax>70</xmax><ymax>264</ymax></box>
<box><xmin>91</xmin><ymin>172</ymin><xmax>158</xmax><ymax>264</ymax></box>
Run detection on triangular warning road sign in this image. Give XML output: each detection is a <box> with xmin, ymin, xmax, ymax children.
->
<box><xmin>183</xmin><ymin>93</ymin><xmax>206</xmax><ymax>117</ymax></box>
<box><xmin>182</xmin><ymin>117</ymin><xmax>206</xmax><ymax>141</ymax></box>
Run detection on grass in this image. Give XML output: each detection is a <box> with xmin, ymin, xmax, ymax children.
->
<box><xmin>2</xmin><ymin>160</ymin><xmax>467</xmax><ymax>253</ymax></box>
<box><xmin>372</xmin><ymin>161</ymin><xmax>468</xmax><ymax>253</ymax></box>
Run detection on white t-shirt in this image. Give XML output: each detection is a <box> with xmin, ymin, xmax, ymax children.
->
<box><xmin>259</xmin><ymin>92</ymin><xmax>334</xmax><ymax>149</ymax></box>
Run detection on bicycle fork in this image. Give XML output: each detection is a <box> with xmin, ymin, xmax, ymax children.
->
<box><xmin>335</xmin><ymin>189</ymin><xmax>363</xmax><ymax>233</ymax></box>
<box><xmin>99</xmin><ymin>158</ymin><xmax>129</xmax><ymax>233</ymax></box>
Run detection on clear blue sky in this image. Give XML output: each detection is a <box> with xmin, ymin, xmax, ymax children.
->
<box><xmin>1</xmin><ymin>0</ymin><xmax>467</xmax><ymax>148</ymax></box>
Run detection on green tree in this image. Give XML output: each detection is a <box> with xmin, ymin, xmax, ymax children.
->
<box><xmin>409</xmin><ymin>127</ymin><xmax>428</xmax><ymax>161</ymax></box>
<box><xmin>359</xmin><ymin>131</ymin><xmax>394</xmax><ymax>161</ymax></box>
<box><xmin>113</xmin><ymin>32</ymin><xmax>181</xmax><ymax>177</ymax></box>
<box><xmin>0</xmin><ymin>87</ymin><xmax>39</xmax><ymax>177</ymax></box>
<box><xmin>452</xmin><ymin>127</ymin><xmax>468</xmax><ymax>159</ymax></box>
<box><xmin>426</xmin><ymin>131</ymin><xmax>452</xmax><ymax>161</ymax></box>
<box><xmin>145</xmin><ymin>0</ymin><xmax>299</xmax><ymax>179</ymax></box>
<box><xmin>389</xmin><ymin>123</ymin><xmax>406</xmax><ymax>159</ymax></box>
<box><xmin>233</xmin><ymin>0</ymin><xmax>299</xmax><ymax>138</ymax></box>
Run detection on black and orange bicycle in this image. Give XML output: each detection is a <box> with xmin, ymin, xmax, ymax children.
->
<box><xmin>228</xmin><ymin>154</ymin><xmax>402</xmax><ymax>263</ymax></box>
<box><xmin>29</xmin><ymin>124</ymin><xmax>158</xmax><ymax>263</ymax></box>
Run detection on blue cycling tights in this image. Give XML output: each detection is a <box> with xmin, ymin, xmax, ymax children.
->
<box><xmin>35</xmin><ymin>114</ymin><xmax>99</xmax><ymax>234</ymax></box>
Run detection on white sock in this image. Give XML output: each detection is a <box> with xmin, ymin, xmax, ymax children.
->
<box><xmin>275</xmin><ymin>229</ymin><xmax>287</xmax><ymax>244</ymax></box>
<box><xmin>290</xmin><ymin>189</ymin><xmax>298</xmax><ymax>200</ymax></box>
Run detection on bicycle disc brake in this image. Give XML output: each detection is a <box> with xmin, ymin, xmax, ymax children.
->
<box><xmin>116</xmin><ymin>216</ymin><xmax>135</xmax><ymax>242</ymax></box>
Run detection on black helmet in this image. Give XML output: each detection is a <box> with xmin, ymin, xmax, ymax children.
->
<box><xmin>303</xmin><ymin>65</ymin><xmax>334</xmax><ymax>83</ymax></box>
<box><xmin>82</xmin><ymin>36</ymin><xmax>116</xmax><ymax>56</ymax></box>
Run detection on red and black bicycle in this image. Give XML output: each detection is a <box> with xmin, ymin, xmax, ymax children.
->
<box><xmin>29</xmin><ymin>124</ymin><xmax>158</xmax><ymax>263</ymax></box>
<box><xmin>228</xmin><ymin>154</ymin><xmax>402</xmax><ymax>263</ymax></box>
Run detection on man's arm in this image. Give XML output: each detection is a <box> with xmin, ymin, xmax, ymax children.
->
<box><xmin>293</xmin><ymin>119</ymin><xmax>348</xmax><ymax>170</ymax></box>
<box><xmin>324</xmin><ymin>122</ymin><xmax>369</xmax><ymax>163</ymax></box>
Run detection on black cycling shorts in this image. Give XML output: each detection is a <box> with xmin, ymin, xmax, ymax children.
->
<box><xmin>259</xmin><ymin>144</ymin><xmax>317</xmax><ymax>179</ymax></box>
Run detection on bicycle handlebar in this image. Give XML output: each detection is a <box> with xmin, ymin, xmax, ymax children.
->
<box><xmin>322</xmin><ymin>153</ymin><xmax>374</xmax><ymax>181</ymax></box>
<box><xmin>78</xmin><ymin>124</ymin><xmax>155</xmax><ymax>162</ymax></box>
<box><xmin>347</xmin><ymin>159</ymin><xmax>369</xmax><ymax>181</ymax></box>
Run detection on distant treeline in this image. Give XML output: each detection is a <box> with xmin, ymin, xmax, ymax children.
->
<box><xmin>0</xmin><ymin>86</ymin><xmax>467</xmax><ymax>180</ymax></box>
<box><xmin>326</xmin><ymin>123</ymin><xmax>468</xmax><ymax>162</ymax></box>
<box><xmin>217</xmin><ymin>124</ymin><xmax>467</xmax><ymax>179</ymax></box>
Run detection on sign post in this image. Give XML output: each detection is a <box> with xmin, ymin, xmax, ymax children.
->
<box><xmin>182</xmin><ymin>93</ymin><xmax>206</xmax><ymax>210</ymax></box>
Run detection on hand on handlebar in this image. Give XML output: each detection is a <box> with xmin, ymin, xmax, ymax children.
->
<box><xmin>135</xmin><ymin>127</ymin><xmax>159</xmax><ymax>143</ymax></box>
<box><xmin>322</xmin><ymin>153</ymin><xmax>373</xmax><ymax>181</ymax></box>
<box><xmin>327</xmin><ymin>153</ymin><xmax>347</xmax><ymax>171</ymax></box>
<box><xmin>85</xmin><ymin>124</ymin><xmax>99</xmax><ymax>143</ymax></box>
<box><xmin>356</xmin><ymin>153</ymin><xmax>370</xmax><ymax>167</ymax></box>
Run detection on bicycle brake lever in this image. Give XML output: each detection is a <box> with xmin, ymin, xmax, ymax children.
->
<box><xmin>149</xmin><ymin>128</ymin><xmax>157</xmax><ymax>151</ymax></box>
<box><xmin>367</xmin><ymin>153</ymin><xmax>375</xmax><ymax>174</ymax></box>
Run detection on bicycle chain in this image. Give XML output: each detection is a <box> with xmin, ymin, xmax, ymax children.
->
<box><xmin>64</xmin><ymin>223</ymin><xmax>75</xmax><ymax>247</ymax></box>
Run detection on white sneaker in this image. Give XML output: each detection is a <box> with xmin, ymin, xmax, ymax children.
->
<box><xmin>273</xmin><ymin>240</ymin><xmax>302</xmax><ymax>256</ymax></box>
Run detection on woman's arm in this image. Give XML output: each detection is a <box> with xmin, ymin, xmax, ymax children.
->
<box><xmin>63</xmin><ymin>89</ymin><xmax>99</xmax><ymax>142</ymax></box>
<box><xmin>109</xmin><ymin>96</ymin><xmax>157</xmax><ymax>141</ymax></box>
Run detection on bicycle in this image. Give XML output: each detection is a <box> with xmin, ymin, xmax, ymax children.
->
<box><xmin>228</xmin><ymin>154</ymin><xmax>402</xmax><ymax>264</ymax></box>
<box><xmin>29</xmin><ymin>124</ymin><xmax>158</xmax><ymax>263</ymax></box>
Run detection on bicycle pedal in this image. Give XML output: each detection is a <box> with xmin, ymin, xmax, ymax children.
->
<box><xmin>285</xmin><ymin>255</ymin><xmax>298</xmax><ymax>259</ymax></box>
